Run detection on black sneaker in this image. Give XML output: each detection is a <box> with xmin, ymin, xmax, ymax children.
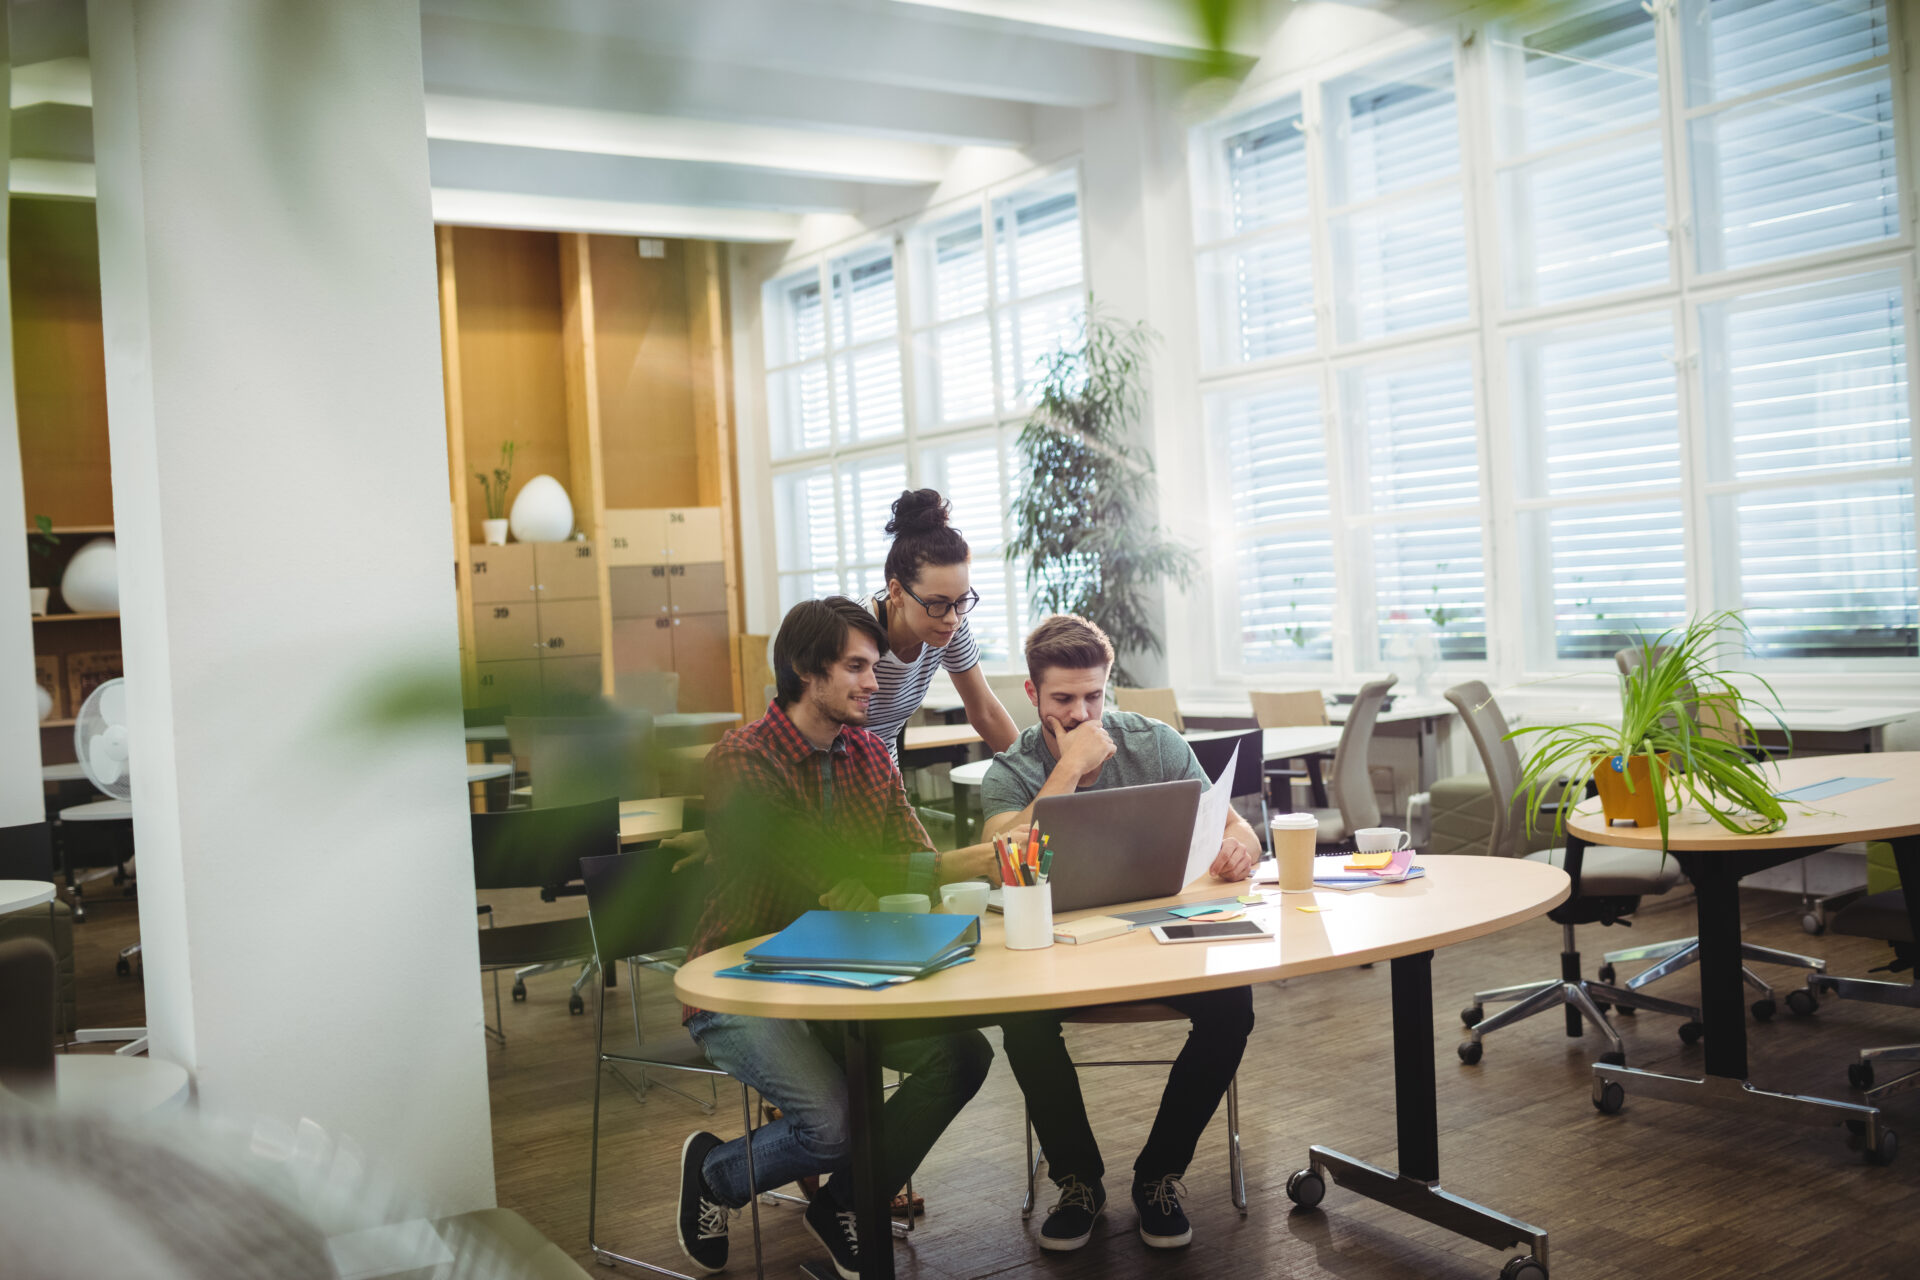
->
<box><xmin>1132</xmin><ymin>1173</ymin><xmax>1192</xmax><ymax>1248</ymax></box>
<box><xmin>677</xmin><ymin>1131</ymin><xmax>729</xmax><ymax>1274</ymax></box>
<box><xmin>804</xmin><ymin>1186</ymin><xmax>862</xmax><ymax>1280</ymax></box>
<box><xmin>1038</xmin><ymin>1174</ymin><xmax>1106</xmax><ymax>1251</ymax></box>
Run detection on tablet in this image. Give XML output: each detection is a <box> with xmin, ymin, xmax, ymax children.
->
<box><xmin>1149</xmin><ymin>920</ymin><xmax>1273</xmax><ymax>945</ymax></box>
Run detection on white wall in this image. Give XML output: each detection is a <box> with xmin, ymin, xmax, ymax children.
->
<box><xmin>87</xmin><ymin>0</ymin><xmax>494</xmax><ymax>1221</ymax></box>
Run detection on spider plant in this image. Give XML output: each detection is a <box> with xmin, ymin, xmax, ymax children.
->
<box><xmin>1507</xmin><ymin>611</ymin><xmax>1789</xmax><ymax>847</ymax></box>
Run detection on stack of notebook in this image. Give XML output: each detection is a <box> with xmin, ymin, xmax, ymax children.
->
<box><xmin>717</xmin><ymin>911</ymin><xmax>981</xmax><ymax>989</ymax></box>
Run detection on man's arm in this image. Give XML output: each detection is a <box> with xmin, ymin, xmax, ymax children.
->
<box><xmin>876</xmin><ymin>759</ymin><xmax>1002</xmax><ymax>891</ymax></box>
<box><xmin>980</xmin><ymin>715</ymin><xmax>1115</xmax><ymax>841</ymax></box>
<box><xmin>706</xmin><ymin>748</ymin><xmax>862</xmax><ymax>898</ymax></box>
<box><xmin>1210</xmin><ymin>806</ymin><xmax>1260</xmax><ymax>882</ymax></box>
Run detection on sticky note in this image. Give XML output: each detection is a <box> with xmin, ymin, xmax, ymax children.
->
<box><xmin>1345</xmin><ymin>851</ymin><xmax>1394</xmax><ymax>870</ymax></box>
<box><xmin>1183</xmin><ymin>909</ymin><xmax>1245</xmax><ymax>923</ymax></box>
<box><xmin>1295</xmin><ymin>903</ymin><xmax>1327</xmax><ymax>913</ymax></box>
<box><xmin>1237</xmin><ymin>893</ymin><xmax>1264</xmax><ymax>905</ymax></box>
<box><xmin>1171</xmin><ymin>903</ymin><xmax>1236</xmax><ymax>918</ymax></box>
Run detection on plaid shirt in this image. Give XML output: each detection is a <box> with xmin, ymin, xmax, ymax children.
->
<box><xmin>684</xmin><ymin>701</ymin><xmax>939</xmax><ymax>1019</ymax></box>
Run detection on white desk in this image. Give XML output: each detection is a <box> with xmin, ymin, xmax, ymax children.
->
<box><xmin>0</xmin><ymin>880</ymin><xmax>56</xmax><ymax>915</ymax></box>
<box><xmin>466</xmin><ymin>761</ymin><xmax>513</xmax><ymax>784</ymax></box>
<box><xmin>1529</xmin><ymin>702</ymin><xmax>1913</xmax><ymax>755</ymax></box>
<box><xmin>60</xmin><ymin>798</ymin><xmax>131</xmax><ymax>822</ymax></box>
<box><xmin>464</xmin><ymin>724</ymin><xmax>509</xmax><ymax>743</ymax></box>
<box><xmin>41</xmin><ymin>762</ymin><xmax>90</xmax><ymax>783</ymax></box>
<box><xmin>0</xmin><ymin>1055</ymin><xmax>191</xmax><ymax>1117</ymax></box>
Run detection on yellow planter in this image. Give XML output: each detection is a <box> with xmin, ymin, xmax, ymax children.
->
<box><xmin>1591</xmin><ymin>751</ymin><xmax>1670</xmax><ymax>828</ymax></box>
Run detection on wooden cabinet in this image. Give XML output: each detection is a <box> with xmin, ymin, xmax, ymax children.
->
<box><xmin>467</xmin><ymin>538</ymin><xmax>601</xmax><ymax>710</ymax></box>
<box><xmin>604</xmin><ymin>505</ymin><xmax>731</xmax><ymax>710</ymax></box>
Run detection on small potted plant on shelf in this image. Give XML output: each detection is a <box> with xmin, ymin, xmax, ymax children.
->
<box><xmin>474</xmin><ymin>440</ymin><xmax>517</xmax><ymax>545</ymax></box>
<box><xmin>27</xmin><ymin>515</ymin><xmax>60</xmax><ymax>615</ymax></box>
<box><xmin>1508</xmin><ymin>610</ymin><xmax>1788</xmax><ymax>846</ymax></box>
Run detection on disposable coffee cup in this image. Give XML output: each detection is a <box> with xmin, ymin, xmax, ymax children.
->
<box><xmin>878</xmin><ymin>893</ymin><xmax>931</xmax><ymax>914</ymax></box>
<box><xmin>1001</xmin><ymin>882</ymin><xmax>1053</xmax><ymax>950</ymax></box>
<box><xmin>1269</xmin><ymin>812</ymin><xmax>1319</xmax><ymax>893</ymax></box>
<box><xmin>1354</xmin><ymin>827</ymin><xmax>1412</xmax><ymax>854</ymax></box>
<box><xmin>939</xmin><ymin>881</ymin><xmax>992</xmax><ymax>916</ymax></box>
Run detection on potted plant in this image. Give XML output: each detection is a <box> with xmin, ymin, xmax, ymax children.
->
<box><xmin>27</xmin><ymin>515</ymin><xmax>60</xmax><ymax>615</ymax></box>
<box><xmin>1509</xmin><ymin>610</ymin><xmax>1788</xmax><ymax>845</ymax></box>
<box><xmin>1008</xmin><ymin>303</ymin><xmax>1198</xmax><ymax>686</ymax></box>
<box><xmin>474</xmin><ymin>440</ymin><xmax>517</xmax><ymax>545</ymax></box>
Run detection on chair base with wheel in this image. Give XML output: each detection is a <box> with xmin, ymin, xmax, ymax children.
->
<box><xmin>1600</xmin><ymin>933</ymin><xmax>1824</xmax><ymax>1021</ymax></box>
<box><xmin>1809</xmin><ymin>888</ymin><xmax>1920</xmax><ymax>1105</ymax></box>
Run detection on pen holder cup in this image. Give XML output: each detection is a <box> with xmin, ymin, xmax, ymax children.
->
<box><xmin>1001</xmin><ymin>882</ymin><xmax>1054</xmax><ymax>950</ymax></box>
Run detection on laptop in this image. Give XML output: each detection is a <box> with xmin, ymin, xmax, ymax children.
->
<box><xmin>988</xmin><ymin>779</ymin><xmax>1204</xmax><ymax>914</ymax></box>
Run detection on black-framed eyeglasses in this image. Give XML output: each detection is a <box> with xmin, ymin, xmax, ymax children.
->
<box><xmin>898</xmin><ymin>583</ymin><xmax>980</xmax><ymax>619</ymax></box>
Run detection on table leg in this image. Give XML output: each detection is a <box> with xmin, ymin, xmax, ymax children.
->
<box><xmin>1290</xmin><ymin>950</ymin><xmax>1550</xmax><ymax>1273</ymax></box>
<box><xmin>842</xmin><ymin>1020</ymin><xmax>893</xmax><ymax>1280</ymax></box>
<box><xmin>1416</xmin><ymin>716</ymin><xmax>1438</xmax><ymax>793</ymax></box>
<box><xmin>1591</xmin><ymin>849</ymin><xmax>1890</xmax><ymax>1160</ymax></box>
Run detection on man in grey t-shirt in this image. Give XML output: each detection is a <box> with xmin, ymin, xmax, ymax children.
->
<box><xmin>981</xmin><ymin>615</ymin><xmax>1257</xmax><ymax>1257</ymax></box>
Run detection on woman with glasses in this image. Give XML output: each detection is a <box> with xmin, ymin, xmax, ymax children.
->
<box><xmin>864</xmin><ymin>488</ymin><xmax>1020</xmax><ymax>769</ymax></box>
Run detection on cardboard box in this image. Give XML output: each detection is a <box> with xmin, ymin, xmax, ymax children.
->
<box><xmin>66</xmin><ymin>650</ymin><xmax>123</xmax><ymax>715</ymax></box>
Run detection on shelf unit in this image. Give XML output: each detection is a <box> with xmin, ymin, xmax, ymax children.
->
<box><xmin>436</xmin><ymin>227</ymin><xmax>745</xmax><ymax>714</ymax></box>
<box><xmin>33</xmin><ymin>612</ymin><xmax>120</xmax><ymax>623</ymax></box>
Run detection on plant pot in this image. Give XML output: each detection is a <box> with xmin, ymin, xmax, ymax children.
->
<box><xmin>30</xmin><ymin>587</ymin><xmax>49</xmax><ymax>616</ymax></box>
<box><xmin>482</xmin><ymin>518</ymin><xmax>509</xmax><ymax>546</ymax></box>
<box><xmin>1591</xmin><ymin>751</ymin><xmax>1671</xmax><ymax>828</ymax></box>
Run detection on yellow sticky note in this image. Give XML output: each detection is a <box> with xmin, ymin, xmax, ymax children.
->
<box><xmin>1296</xmin><ymin>903</ymin><xmax>1327</xmax><ymax>913</ymax></box>
<box><xmin>1346</xmin><ymin>851</ymin><xmax>1394</xmax><ymax>870</ymax></box>
<box><xmin>1237</xmin><ymin>893</ymin><xmax>1264</xmax><ymax>905</ymax></box>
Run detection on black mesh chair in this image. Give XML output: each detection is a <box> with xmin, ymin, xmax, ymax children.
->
<box><xmin>1811</xmin><ymin>888</ymin><xmax>1920</xmax><ymax>1103</ymax></box>
<box><xmin>471</xmin><ymin>799</ymin><xmax>619</xmax><ymax>1041</ymax></box>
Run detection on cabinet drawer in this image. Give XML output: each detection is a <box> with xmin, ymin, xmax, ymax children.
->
<box><xmin>469</xmin><ymin>544</ymin><xmax>535</xmax><ymax>604</ymax></box>
<box><xmin>534</xmin><ymin>539</ymin><xmax>599</xmax><ymax>600</ymax></box>
<box><xmin>671</xmin><ymin>611</ymin><xmax>734</xmax><ymax>711</ymax></box>
<box><xmin>473</xmin><ymin>602</ymin><xmax>539</xmax><ymax>662</ymax></box>
<box><xmin>666</xmin><ymin>508</ymin><xmax>723</xmax><ymax>562</ymax></box>
<box><xmin>537</xmin><ymin>597</ymin><xmax>602</xmax><ymax>657</ymax></box>
<box><xmin>667</xmin><ymin>562</ymin><xmax>728</xmax><ymax>614</ymax></box>
<box><xmin>541</xmin><ymin>654</ymin><xmax>604</xmax><ymax>700</ymax></box>
<box><xmin>474</xmin><ymin>659</ymin><xmax>543</xmax><ymax>712</ymax></box>
<box><xmin>612</xmin><ymin>616</ymin><xmax>675</xmax><ymax>672</ymax></box>
<box><xmin>604</xmin><ymin>508</ymin><xmax>669</xmax><ymax>566</ymax></box>
<box><xmin>609</xmin><ymin>564</ymin><xmax>672</xmax><ymax>619</ymax></box>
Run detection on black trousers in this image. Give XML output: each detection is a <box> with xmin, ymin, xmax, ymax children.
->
<box><xmin>998</xmin><ymin>985</ymin><xmax>1255</xmax><ymax>1186</ymax></box>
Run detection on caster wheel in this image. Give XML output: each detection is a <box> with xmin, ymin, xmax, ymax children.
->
<box><xmin>116</xmin><ymin>958</ymin><xmax>131</xmax><ymax>977</ymax></box>
<box><xmin>568</xmin><ymin>993</ymin><xmax>586</xmax><ymax>1015</ymax></box>
<box><xmin>1615</xmin><ymin>1003</ymin><xmax>1636</xmax><ymax>1017</ymax></box>
<box><xmin>1849</xmin><ymin>1061</ymin><xmax>1876</xmax><ymax>1090</ymax></box>
<box><xmin>1460</xmin><ymin>1005</ymin><xmax>1483</xmax><ymax>1028</ymax></box>
<box><xmin>1598</xmin><ymin>964</ymin><xmax>1616</xmax><ymax>984</ymax></box>
<box><xmin>1458</xmin><ymin>1040</ymin><xmax>1483</xmax><ymax>1065</ymax></box>
<box><xmin>511</xmin><ymin>981</ymin><xmax>527</xmax><ymax>1003</ymax></box>
<box><xmin>1802</xmin><ymin>912</ymin><xmax>1826</xmax><ymax>936</ymax></box>
<box><xmin>1592</xmin><ymin>999</ymin><xmax>1611</xmax><ymax>1014</ymax></box>
<box><xmin>1866</xmin><ymin>1129</ymin><xmax>1898</xmax><ymax>1166</ymax></box>
<box><xmin>1285</xmin><ymin>1167</ymin><xmax>1325</xmax><ymax>1209</ymax></box>
<box><xmin>1500</xmin><ymin>1254</ymin><xmax>1548</xmax><ymax>1280</ymax></box>
<box><xmin>1751</xmin><ymin>999</ymin><xmax>1776</xmax><ymax>1021</ymax></box>
<box><xmin>1786</xmin><ymin>988</ymin><xmax>1818</xmax><ymax>1016</ymax></box>
<box><xmin>1593</xmin><ymin>1081</ymin><xmax>1625</xmax><ymax>1115</ymax></box>
<box><xmin>1847</xmin><ymin>1118</ymin><xmax>1868</xmax><ymax>1137</ymax></box>
<box><xmin>1678</xmin><ymin>1021</ymin><xmax>1704</xmax><ymax>1046</ymax></box>
<box><xmin>1597</xmin><ymin>1050</ymin><xmax>1626</xmax><ymax>1068</ymax></box>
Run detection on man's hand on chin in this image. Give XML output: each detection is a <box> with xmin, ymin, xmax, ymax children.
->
<box><xmin>819</xmin><ymin>879</ymin><xmax>879</xmax><ymax>912</ymax></box>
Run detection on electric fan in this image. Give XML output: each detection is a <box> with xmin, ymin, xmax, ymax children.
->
<box><xmin>74</xmin><ymin>677</ymin><xmax>133</xmax><ymax>801</ymax></box>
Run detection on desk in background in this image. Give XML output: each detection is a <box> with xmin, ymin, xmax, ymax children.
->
<box><xmin>1567</xmin><ymin>753</ymin><xmax>1920</xmax><ymax>1163</ymax></box>
<box><xmin>676</xmin><ymin>856</ymin><xmax>1569</xmax><ymax>1279</ymax></box>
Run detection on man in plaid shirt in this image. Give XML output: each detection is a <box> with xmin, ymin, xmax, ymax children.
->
<box><xmin>677</xmin><ymin>597</ymin><xmax>1000</xmax><ymax>1280</ymax></box>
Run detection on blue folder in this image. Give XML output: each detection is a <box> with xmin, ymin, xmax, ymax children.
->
<box><xmin>744</xmin><ymin>910</ymin><xmax>981</xmax><ymax>975</ymax></box>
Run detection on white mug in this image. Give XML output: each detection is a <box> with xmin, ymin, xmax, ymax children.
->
<box><xmin>878</xmin><ymin>893</ymin><xmax>931</xmax><ymax>914</ymax></box>
<box><xmin>939</xmin><ymin>881</ymin><xmax>992</xmax><ymax>916</ymax></box>
<box><xmin>1354</xmin><ymin>827</ymin><xmax>1413</xmax><ymax>854</ymax></box>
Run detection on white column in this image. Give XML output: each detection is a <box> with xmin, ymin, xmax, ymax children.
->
<box><xmin>87</xmin><ymin>0</ymin><xmax>493</xmax><ymax>1217</ymax></box>
<box><xmin>1</xmin><ymin>26</ymin><xmax>48</xmax><ymax>834</ymax></box>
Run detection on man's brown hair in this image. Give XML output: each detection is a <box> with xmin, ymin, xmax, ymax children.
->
<box><xmin>1023</xmin><ymin>614</ymin><xmax>1115</xmax><ymax>686</ymax></box>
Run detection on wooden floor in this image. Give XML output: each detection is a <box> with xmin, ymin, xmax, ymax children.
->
<box><xmin>69</xmin><ymin>882</ymin><xmax>1920</xmax><ymax>1279</ymax></box>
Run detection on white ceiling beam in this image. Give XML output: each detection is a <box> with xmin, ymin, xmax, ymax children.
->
<box><xmin>10</xmin><ymin>57</ymin><xmax>92</xmax><ymax>109</ymax></box>
<box><xmin>884</xmin><ymin>0</ymin><xmax>1265</xmax><ymax>59</ymax></box>
<box><xmin>425</xmin><ymin>95</ymin><xmax>950</xmax><ymax>186</ymax></box>
<box><xmin>430</xmin><ymin>188</ymin><xmax>802</xmax><ymax>242</ymax></box>
<box><xmin>422</xmin><ymin>0</ymin><xmax>1117</xmax><ymax>108</ymax></box>
<box><xmin>428</xmin><ymin>140</ymin><xmax>871</xmax><ymax>214</ymax></box>
<box><xmin>9</xmin><ymin>159</ymin><xmax>97</xmax><ymax>200</ymax></box>
<box><xmin>423</xmin><ymin>15</ymin><xmax>1031</xmax><ymax>149</ymax></box>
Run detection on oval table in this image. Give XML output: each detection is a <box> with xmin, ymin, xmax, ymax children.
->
<box><xmin>0</xmin><ymin>1054</ymin><xmax>191</xmax><ymax>1117</ymax></box>
<box><xmin>678</xmin><ymin>855</ymin><xmax>1570</xmax><ymax>1279</ymax></box>
<box><xmin>1566</xmin><ymin>752</ymin><xmax>1920</xmax><ymax>1163</ymax></box>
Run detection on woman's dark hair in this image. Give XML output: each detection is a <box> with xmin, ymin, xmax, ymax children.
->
<box><xmin>773</xmin><ymin>596</ymin><xmax>888</xmax><ymax>708</ymax></box>
<box><xmin>883</xmin><ymin>489</ymin><xmax>970</xmax><ymax>589</ymax></box>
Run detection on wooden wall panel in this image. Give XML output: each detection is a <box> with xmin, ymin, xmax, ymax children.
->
<box><xmin>11</xmin><ymin>199</ymin><xmax>112</xmax><ymax>527</ymax></box>
<box><xmin>450</xmin><ymin>227</ymin><xmax>571</xmax><ymax>545</ymax></box>
<box><xmin>588</xmin><ymin>234</ymin><xmax>699</xmax><ymax>509</ymax></box>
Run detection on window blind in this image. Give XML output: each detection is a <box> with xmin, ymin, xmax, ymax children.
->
<box><xmin>923</xmin><ymin>437</ymin><xmax>1015</xmax><ymax>661</ymax></box>
<box><xmin>834</xmin><ymin>348</ymin><xmax>905</xmax><ymax>443</ymax></box>
<box><xmin>996</xmin><ymin>187</ymin><xmax>1083</xmax><ymax>300</ymax></box>
<box><xmin>1729</xmin><ymin>480</ymin><xmax>1917</xmax><ymax>657</ymax></box>
<box><xmin>1213</xmin><ymin>380</ymin><xmax>1328</xmax><ymax>526</ymax></box>
<box><xmin>838</xmin><ymin>455</ymin><xmax>908</xmax><ymax>577</ymax></box>
<box><xmin>1235</xmin><ymin>533</ymin><xmax>1337</xmax><ymax>663</ymax></box>
<box><xmin>1202</xmin><ymin>233</ymin><xmax>1316</xmax><ymax>365</ymax></box>
<box><xmin>1328</xmin><ymin>53</ymin><xmax>1461</xmax><ymax>204</ymax></box>
<box><xmin>1000</xmin><ymin>294</ymin><xmax>1082</xmax><ymax>408</ymax></box>
<box><xmin>833</xmin><ymin>249</ymin><xmax>898</xmax><ymax>347</ymax></box>
<box><xmin>1541</xmin><ymin>501</ymin><xmax>1690</xmax><ymax>658</ymax></box>
<box><xmin>1534</xmin><ymin>323</ymin><xmax>1682</xmax><ymax>495</ymax></box>
<box><xmin>1685</xmin><ymin>0</ymin><xmax>1888</xmax><ymax>105</ymax></box>
<box><xmin>1506</xmin><ymin>1</ymin><xmax>1660</xmax><ymax>153</ymax></box>
<box><xmin>1371</xmin><ymin>518</ymin><xmax>1489</xmax><ymax>660</ymax></box>
<box><xmin>1224</xmin><ymin>102</ymin><xmax>1308</xmax><ymax>233</ymax></box>
<box><xmin>1350</xmin><ymin>358</ymin><xmax>1481</xmax><ymax>511</ymax></box>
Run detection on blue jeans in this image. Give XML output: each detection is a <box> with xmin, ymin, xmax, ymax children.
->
<box><xmin>686</xmin><ymin>1011</ymin><xmax>993</xmax><ymax>1209</ymax></box>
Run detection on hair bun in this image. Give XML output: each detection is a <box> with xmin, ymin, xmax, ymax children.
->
<box><xmin>884</xmin><ymin>489</ymin><xmax>951</xmax><ymax>538</ymax></box>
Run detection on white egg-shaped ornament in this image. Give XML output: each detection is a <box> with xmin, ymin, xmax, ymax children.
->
<box><xmin>37</xmin><ymin>685</ymin><xmax>54</xmax><ymax>722</ymax></box>
<box><xmin>61</xmin><ymin>537</ymin><xmax>120</xmax><ymax>613</ymax></box>
<box><xmin>508</xmin><ymin>475</ymin><xmax>574</xmax><ymax>543</ymax></box>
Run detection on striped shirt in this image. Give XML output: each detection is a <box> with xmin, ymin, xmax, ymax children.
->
<box><xmin>865</xmin><ymin>598</ymin><xmax>981</xmax><ymax>766</ymax></box>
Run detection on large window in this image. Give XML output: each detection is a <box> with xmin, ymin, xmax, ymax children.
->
<box><xmin>1197</xmin><ymin>0</ymin><xmax>1916</xmax><ymax>676</ymax></box>
<box><xmin>763</xmin><ymin>170</ymin><xmax>1086</xmax><ymax>662</ymax></box>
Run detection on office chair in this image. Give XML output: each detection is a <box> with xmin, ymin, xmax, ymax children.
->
<box><xmin>1020</xmin><ymin>1003</ymin><xmax>1247</xmax><ymax>1218</ymax></box>
<box><xmin>614</xmin><ymin>670</ymin><xmax>681</xmax><ymax>717</ymax></box>
<box><xmin>1300</xmin><ymin>675</ymin><xmax>1396</xmax><ymax>847</ymax></box>
<box><xmin>56</xmin><ymin>813</ymin><xmax>134</xmax><ymax>924</ymax></box>
<box><xmin>1250</xmin><ymin>689</ymin><xmax>1331</xmax><ymax>810</ymax></box>
<box><xmin>1113</xmin><ymin>687</ymin><xmax>1184</xmax><ymax>733</ymax></box>
<box><xmin>471</xmin><ymin>799</ymin><xmax>620</xmax><ymax>1041</ymax></box>
<box><xmin>1599</xmin><ymin>648</ymin><xmax>1829</xmax><ymax>1019</ymax></box>
<box><xmin>1810</xmin><ymin>885</ymin><xmax>1920</xmax><ymax>1104</ymax></box>
<box><xmin>1187</xmin><ymin>728</ymin><xmax>1269</xmax><ymax>849</ymax></box>
<box><xmin>1445</xmin><ymin>681</ymin><xmax>1703</xmax><ymax>1066</ymax></box>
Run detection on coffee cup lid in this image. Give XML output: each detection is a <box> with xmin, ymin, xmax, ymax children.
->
<box><xmin>1269</xmin><ymin>813</ymin><xmax>1319</xmax><ymax>830</ymax></box>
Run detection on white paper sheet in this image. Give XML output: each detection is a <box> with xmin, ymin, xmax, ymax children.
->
<box><xmin>1181</xmin><ymin>743</ymin><xmax>1240</xmax><ymax>888</ymax></box>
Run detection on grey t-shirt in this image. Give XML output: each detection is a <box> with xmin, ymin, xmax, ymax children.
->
<box><xmin>979</xmin><ymin>710</ymin><xmax>1209</xmax><ymax>818</ymax></box>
